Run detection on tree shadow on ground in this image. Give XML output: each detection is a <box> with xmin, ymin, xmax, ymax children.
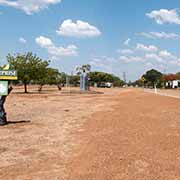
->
<box><xmin>7</xmin><ymin>120</ymin><xmax>31</xmax><ymax>125</ymax></box>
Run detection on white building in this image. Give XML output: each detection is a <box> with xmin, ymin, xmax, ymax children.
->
<box><xmin>166</xmin><ymin>80</ymin><xmax>180</xmax><ymax>89</ymax></box>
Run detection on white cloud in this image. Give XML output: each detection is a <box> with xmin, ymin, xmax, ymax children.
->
<box><xmin>146</xmin><ymin>9</ymin><xmax>180</xmax><ymax>25</ymax></box>
<box><xmin>138</xmin><ymin>32</ymin><xmax>180</xmax><ymax>40</ymax></box>
<box><xmin>117</xmin><ymin>49</ymin><xmax>134</xmax><ymax>54</ymax></box>
<box><xmin>169</xmin><ymin>59</ymin><xmax>180</xmax><ymax>66</ymax></box>
<box><xmin>145</xmin><ymin>50</ymin><xmax>180</xmax><ymax>65</ymax></box>
<box><xmin>19</xmin><ymin>37</ymin><xmax>27</xmax><ymax>44</ymax></box>
<box><xmin>145</xmin><ymin>54</ymin><xmax>163</xmax><ymax>63</ymax></box>
<box><xmin>36</xmin><ymin>36</ymin><xmax>53</xmax><ymax>47</ymax></box>
<box><xmin>137</xmin><ymin>32</ymin><xmax>154</xmax><ymax>39</ymax></box>
<box><xmin>159</xmin><ymin>50</ymin><xmax>173</xmax><ymax>58</ymax></box>
<box><xmin>36</xmin><ymin>36</ymin><xmax>78</xmax><ymax>58</ymax></box>
<box><xmin>56</xmin><ymin>19</ymin><xmax>101</xmax><ymax>38</ymax></box>
<box><xmin>119</xmin><ymin>55</ymin><xmax>144</xmax><ymax>63</ymax></box>
<box><xmin>124</xmin><ymin>38</ymin><xmax>131</xmax><ymax>46</ymax></box>
<box><xmin>117</xmin><ymin>41</ymin><xmax>180</xmax><ymax>69</ymax></box>
<box><xmin>118</xmin><ymin>42</ymin><xmax>180</xmax><ymax>66</ymax></box>
<box><xmin>158</xmin><ymin>50</ymin><xmax>177</xmax><ymax>62</ymax></box>
<box><xmin>146</xmin><ymin>62</ymin><xmax>153</xmax><ymax>67</ymax></box>
<box><xmin>136</xmin><ymin>43</ymin><xmax>158</xmax><ymax>52</ymax></box>
<box><xmin>89</xmin><ymin>56</ymin><xmax>116</xmax><ymax>73</ymax></box>
<box><xmin>0</xmin><ymin>0</ymin><xmax>61</xmax><ymax>15</ymax></box>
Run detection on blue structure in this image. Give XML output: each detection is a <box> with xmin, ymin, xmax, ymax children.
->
<box><xmin>80</xmin><ymin>72</ymin><xmax>89</xmax><ymax>91</ymax></box>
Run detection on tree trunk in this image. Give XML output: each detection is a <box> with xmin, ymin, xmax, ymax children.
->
<box><xmin>24</xmin><ymin>83</ymin><xmax>28</xmax><ymax>93</ymax></box>
<box><xmin>38</xmin><ymin>85</ymin><xmax>43</xmax><ymax>92</ymax></box>
<box><xmin>57</xmin><ymin>85</ymin><xmax>62</xmax><ymax>91</ymax></box>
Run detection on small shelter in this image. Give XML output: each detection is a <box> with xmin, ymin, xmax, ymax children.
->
<box><xmin>166</xmin><ymin>80</ymin><xmax>180</xmax><ymax>89</ymax></box>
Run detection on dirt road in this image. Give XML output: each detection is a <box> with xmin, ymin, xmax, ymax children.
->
<box><xmin>0</xmin><ymin>88</ymin><xmax>180</xmax><ymax>180</ymax></box>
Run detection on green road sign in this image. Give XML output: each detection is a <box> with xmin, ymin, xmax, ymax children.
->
<box><xmin>0</xmin><ymin>81</ymin><xmax>8</xmax><ymax>96</ymax></box>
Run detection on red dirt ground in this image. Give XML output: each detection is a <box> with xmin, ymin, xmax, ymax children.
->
<box><xmin>0</xmin><ymin>87</ymin><xmax>180</xmax><ymax>180</ymax></box>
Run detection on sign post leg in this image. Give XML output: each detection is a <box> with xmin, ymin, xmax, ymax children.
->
<box><xmin>0</xmin><ymin>64</ymin><xmax>16</xmax><ymax>126</ymax></box>
<box><xmin>0</xmin><ymin>96</ymin><xmax>7</xmax><ymax>125</ymax></box>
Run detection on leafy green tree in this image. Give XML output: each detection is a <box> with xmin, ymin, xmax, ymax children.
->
<box><xmin>7</xmin><ymin>52</ymin><xmax>50</xmax><ymax>93</ymax></box>
<box><xmin>59</xmin><ymin>72</ymin><xmax>67</xmax><ymax>85</ymax></box>
<box><xmin>176</xmin><ymin>72</ymin><xmax>180</xmax><ymax>80</ymax></box>
<box><xmin>69</xmin><ymin>75</ymin><xmax>80</xmax><ymax>87</ymax></box>
<box><xmin>37</xmin><ymin>68</ymin><xmax>62</xmax><ymax>91</ymax></box>
<box><xmin>143</xmin><ymin>69</ymin><xmax>163</xmax><ymax>87</ymax></box>
<box><xmin>76</xmin><ymin>64</ymin><xmax>91</xmax><ymax>75</ymax></box>
<box><xmin>89</xmin><ymin>71</ymin><xmax>124</xmax><ymax>87</ymax></box>
<box><xmin>112</xmin><ymin>76</ymin><xmax>125</xmax><ymax>87</ymax></box>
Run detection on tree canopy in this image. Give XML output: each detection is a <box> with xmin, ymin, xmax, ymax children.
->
<box><xmin>142</xmin><ymin>69</ymin><xmax>163</xmax><ymax>87</ymax></box>
<box><xmin>7</xmin><ymin>52</ymin><xmax>50</xmax><ymax>93</ymax></box>
<box><xmin>76</xmin><ymin>64</ymin><xmax>91</xmax><ymax>75</ymax></box>
<box><xmin>132</xmin><ymin>69</ymin><xmax>180</xmax><ymax>88</ymax></box>
<box><xmin>89</xmin><ymin>71</ymin><xmax>124</xmax><ymax>87</ymax></box>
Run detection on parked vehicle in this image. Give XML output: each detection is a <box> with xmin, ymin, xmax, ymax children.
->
<box><xmin>97</xmin><ymin>82</ymin><xmax>113</xmax><ymax>88</ymax></box>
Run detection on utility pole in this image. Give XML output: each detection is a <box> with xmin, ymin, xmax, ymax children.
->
<box><xmin>123</xmin><ymin>72</ymin><xmax>127</xmax><ymax>85</ymax></box>
<box><xmin>163</xmin><ymin>68</ymin><xmax>167</xmax><ymax>75</ymax></box>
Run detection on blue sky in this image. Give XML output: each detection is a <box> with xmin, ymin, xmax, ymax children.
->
<box><xmin>0</xmin><ymin>0</ymin><xmax>180</xmax><ymax>80</ymax></box>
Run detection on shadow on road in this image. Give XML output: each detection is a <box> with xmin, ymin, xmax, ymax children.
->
<box><xmin>7</xmin><ymin>120</ymin><xmax>31</xmax><ymax>125</ymax></box>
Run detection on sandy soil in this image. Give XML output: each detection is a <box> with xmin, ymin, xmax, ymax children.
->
<box><xmin>145</xmin><ymin>88</ymin><xmax>180</xmax><ymax>99</ymax></box>
<box><xmin>0</xmin><ymin>87</ymin><xmax>180</xmax><ymax>180</ymax></box>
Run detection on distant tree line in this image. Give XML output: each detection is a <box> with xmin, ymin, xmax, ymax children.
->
<box><xmin>7</xmin><ymin>52</ymin><xmax>66</xmax><ymax>93</ymax></box>
<box><xmin>132</xmin><ymin>69</ymin><xmax>180</xmax><ymax>88</ymax></box>
<box><xmin>89</xmin><ymin>72</ymin><xmax>124</xmax><ymax>87</ymax></box>
<box><xmin>3</xmin><ymin>52</ymin><xmax>125</xmax><ymax>93</ymax></box>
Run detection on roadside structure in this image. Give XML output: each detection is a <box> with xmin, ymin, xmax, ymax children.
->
<box><xmin>166</xmin><ymin>80</ymin><xmax>180</xmax><ymax>89</ymax></box>
<box><xmin>76</xmin><ymin>64</ymin><xmax>91</xmax><ymax>91</ymax></box>
<box><xmin>0</xmin><ymin>64</ymin><xmax>17</xmax><ymax>125</ymax></box>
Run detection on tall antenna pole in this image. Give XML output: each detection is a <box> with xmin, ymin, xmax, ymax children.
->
<box><xmin>163</xmin><ymin>68</ymin><xmax>167</xmax><ymax>75</ymax></box>
<box><xmin>123</xmin><ymin>72</ymin><xmax>127</xmax><ymax>84</ymax></box>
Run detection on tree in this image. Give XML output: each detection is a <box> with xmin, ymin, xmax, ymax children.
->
<box><xmin>69</xmin><ymin>75</ymin><xmax>80</xmax><ymax>87</ymax></box>
<box><xmin>112</xmin><ymin>75</ymin><xmax>125</xmax><ymax>87</ymax></box>
<box><xmin>59</xmin><ymin>72</ymin><xmax>67</xmax><ymax>85</ymax></box>
<box><xmin>89</xmin><ymin>71</ymin><xmax>124</xmax><ymax>87</ymax></box>
<box><xmin>7</xmin><ymin>52</ymin><xmax>50</xmax><ymax>93</ymax></box>
<box><xmin>176</xmin><ymin>72</ymin><xmax>180</xmax><ymax>80</ymax></box>
<box><xmin>76</xmin><ymin>64</ymin><xmax>91</xmax><ymax>75</ymax></box>
<box><xmin>143</xmin><ymin>69</ymin><xmax>163</xmax><ymax>87</ymax></box>
<box><xmin>37</xmin><ymin>68</ymin><xmax>62</xmax><ymax>91</ymax></box>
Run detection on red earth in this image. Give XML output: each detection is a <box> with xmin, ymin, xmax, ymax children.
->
<box><xmin>0</xmin><ymin>87</ymin><xmax>180</xmax><ymax>180</ymax></box>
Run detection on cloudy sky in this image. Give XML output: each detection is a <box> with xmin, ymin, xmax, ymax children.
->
<box><xmin>0</xmin><ymin>0</ymin><xmax>180</xmax><ymax>80</ymax></box>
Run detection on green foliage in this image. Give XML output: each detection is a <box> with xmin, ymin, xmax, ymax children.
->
<box><xmin>37</xmin><ymin>68</ymin><xmax>61</xmax><ymax>85</ymax></box>
<box><xmin>37</xmin><ymin>68</ymin><xmax>67</xmax><ymax>91</ymax></box>
<box><xmin>59</xmin><ymin>72</ymin><xmax>67</xmax><ymax>85</ymax></box>
<box><xmin>176</xmin><ymin>72</ymin><xmax>180</xmax><ymax>80</ymax></box>
<box><xmin>7</xmin><ymin>52</ymin><xmax>50</xmax><ymax>93</ymax></box>
<box><xmin>69</xmin><ymin>75</ymin><xmax>80</xmax><ymax>86</ymax></box>
<box><xmin>89</xmin><ymin>71</ymin><xmax>124</xmax><ymax>87</ymax></box>
<box><xmin>143</xmin><ymin>69</ymin><xmax>163</xmax><ymax>87</ymax></box>
<box><xmin>76</xmin><ymin>64</ymin><xmax>91</xmax><ymax>75</ymax></box>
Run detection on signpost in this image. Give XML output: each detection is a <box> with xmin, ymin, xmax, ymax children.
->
<box><xmin>0</xmin><ymin>65</ymin><xmax>17</xmax><ymax>125</ymax></box>
<box><xmin>0</xmin><ymin>81</ymin><xmax>8</xmax><ymax>96</ymax></box>
<box><xmin>0</xmin><ymin>70</ymin><xmax>17</xmax><ymax>80</ymax></box>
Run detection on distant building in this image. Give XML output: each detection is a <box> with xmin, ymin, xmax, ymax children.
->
<box><xmin>166</xmin><ymin>80</ymin><xmax>180</xmax><ymax>89</ymax></box>
<box><xmin>97</xmin><ymin>82</ymin><xmax>113</xmax><ymax>88</ymax></box>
